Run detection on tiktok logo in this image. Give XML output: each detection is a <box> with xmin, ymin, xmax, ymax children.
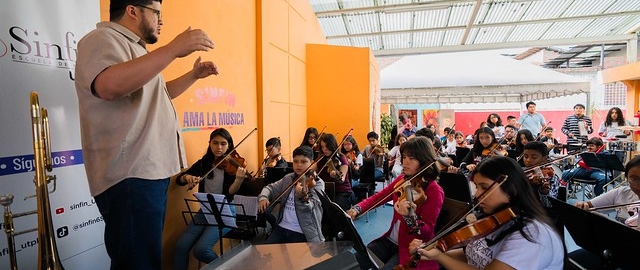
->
<box><xmin>56</xmin><ymin>226</ymin><xmax>69</xmax><ymax>238</ymax></box>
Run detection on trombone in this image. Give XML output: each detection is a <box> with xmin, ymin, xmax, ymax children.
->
<box><xmin>1</xmin><ymin>92</ymin><xmax>64</xmax><ymax>270</ymax></box>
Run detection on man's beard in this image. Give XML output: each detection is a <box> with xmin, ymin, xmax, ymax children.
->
<box><xmin>139</xmin><ymin>16</ymin><xmax>158</xmax><ymax>44</ymax></box>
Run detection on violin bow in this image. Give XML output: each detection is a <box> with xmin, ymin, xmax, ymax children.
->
<box><xmin>588</xmin><ymin>200</ymin><xmax>640</xmax><ymax>212</ymax></box>
<box><xmin>263</xmin><ymin>153</ymin><xmax>325</xmax><ymax>213</ymax></box>
<box><xmin>315</xmin><ymin>129</ymin><xmax>353</xmax><ymax>181</ymax></box>
<box><xmin>427</xmin><ymin>175</ymin><xmax>509</xmax><ymax>245</ymax></box>
<box><xmin>522</xmin><ymin>148</ymin><xmax>584</xmax><ymax>173</ymax></box>
<box><xmin>312</xmin><ymin>126</ymin><xmax>327</xmax><ymax>149</ymax></box>
<box><xmin>187</xmin><ymin>127</ymin><xmax>258</xmax><ymax>191</ymax></box>
<box><xmin>514</xmin><ymin>121</ymin><xmax>552</xmax><ymax>162</ymax></box>
<box><xmin>259</xmin><ymin>136</ymin><xmax>280</xmax><ymax>175</ymax></box>
<box><xmin>354</xmin><ymin>160</ymin><xmax>437</xmax><ymax>220</ymax></box>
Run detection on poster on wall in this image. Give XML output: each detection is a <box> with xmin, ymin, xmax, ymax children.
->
<box><xmin>398</xmin><ymin>109</ymin><xmax>418</xmax><ymax>128</ymax></box>
<box><xmin>422</xmin><ymin>109</ymin><xmax>455</xmax><ymax>135</ymax></box>
<box><xmin>0</xmin><ymin>1</ymin><xmax>108</xmax><ymax>269</ymax></box>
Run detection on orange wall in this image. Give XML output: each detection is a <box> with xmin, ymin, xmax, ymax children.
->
<box><xmin>307</xmin><ymin>44</ymin><xmax>380</xmax><ymax>145</ymax></box>
<box><xmin>258</xmin><ymin>0</ymin><xmax>328</xmax><ymax>160</ymax></box>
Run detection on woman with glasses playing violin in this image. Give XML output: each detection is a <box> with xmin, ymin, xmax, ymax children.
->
<box><xmin>347</xmin><ymin>137</ymin><xmax>444</xmax><ymax>270</ymax></box>
<box><xmin>174</xmin><ymin>128</ymin><xmax>248</xmax><ymax>270</ymax></box>
<box><xmin>410</xmin><ymin>157</ymin><xmax>564</xmax><ymax>270</ymax></box>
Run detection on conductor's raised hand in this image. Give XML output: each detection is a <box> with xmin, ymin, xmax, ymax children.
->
<box><xmin>192</xmin><ymin>57</ymin><xmax>219</xmax><ymax>79</ymax></box>
<box><xmin>167</xmin><ymin>27</ymin><xmax>215</xmax><ymax>58</ymax></box>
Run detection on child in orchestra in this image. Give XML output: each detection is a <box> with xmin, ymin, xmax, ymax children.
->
<box><xmin>258</xmin><ymin>145</ymin><xmax>325</xmax><ymax>243</ymax></box>
<box><xmin>441</xmin><ymin>129</ymin><xmax>457</xmax><ymax>156</ymax></box>
<box><xmin>317</xmin><ymin>133</ymin><xmax>352</xmax><ymax>211</ymax></box>
<box><xmin>174</xmin><ymin>128</ymin><xmax>248</xmax><ymax>269</ymax></box>
<box><xmin>389</xmin><ymin>134</ymin><xmax>408</xmax><ymax>179</ymax></box>
<box><xmin>574</xmin><ymin>155</ymin><xmax>640</xmax><ymax>223</ymax></box>
<box><xmin>259</xmin><ymin>137</ymin><xmax>288</xmax><ymax>177</ymax></box>
<box><xmin>300</xmin><ymin>127</ymin><xmax>319</xmax><ymax>148</ymax></box>
<box><xmin>347</xmin><ymin>137</ymin><xmax>444</xmax><ymax>270</ymax></box>
<box><xmin>561</xmin><ymin>137</ymin><xmax>608</xmax><ymax>196</ymax></box>
<box><xmin>507</xmin><ymin>115</ymin><xmax>518</xmax><ymax>130</ymax></box>
<box><xmin>363</xmin><ymin>131</ymin><xmax>385</xmax><ymax>180</ymax></box>
<box><xmin>500</xmin><ymin>125</ymin><xmax>517</xmax><ymax>150</ymax></box>
<box><xmin>599</xmin><ymin>107</ymin><xmax>631</xmax><ymax>139</ymax></box>
<box><xmin>539</xmin><ymin>127</ymin><xmax>563</xmax><ymax>157</ymax></box>
<box><xmin>486</xmin><ymin>113</ymin><xmax>505</xmax><ymax>138</ymax></box>
<box><xmin>410</xmin><ymin>156</ymin><xmax>565</xmax><ymax>270</ymax></box>
<box><xmin>459</xmin><ymin>127</ymin><xmax>504</xmax><ymax>174</ymax></box>
<box><xmin>523</xmin><ymin>141</ymin><xmax>563</xmax><ymax>233</ymax></box>
<box><xmin>514</xmin><ymin>129</ymin><xmax>535</xmax><ymax>164</ymax></box>
<box><xmin>454</xmin><ymin>131</ymin><xmax>469</xmax><ymax>148</ymax></box>
<box><xmin>341</xmin><ymin>135</ymin><xmax>363</xmax><ymax>185</ymax></box>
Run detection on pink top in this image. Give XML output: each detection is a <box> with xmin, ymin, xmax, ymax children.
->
<box><xmin>357</xmin><ymin>174</ymin><xmax>444</xmax><ymax>270</ymax></box>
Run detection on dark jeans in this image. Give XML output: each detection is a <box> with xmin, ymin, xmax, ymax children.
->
<box><xmin>264</xmin><ymin>225</ymin><xmax>307</xmax><ymax>244</ymax></box>
<box><xmin>335</xmin><ymin>191</ymin><xmax>353</xmax><ymax>211</ymax></box>
<box><xmin>94</xmin><ymin>177</ymin><xmax>169</xmax><ymax>270</ymax></box>
<box><xmin>355</xmin><ymin>236</ymin><xmax>399</xmax><ymax>270</ymax></box>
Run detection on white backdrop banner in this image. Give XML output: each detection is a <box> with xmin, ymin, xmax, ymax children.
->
<box><xmin>0</xmin><ymin>1</ymin><xmax>108</xmax><ymax>269</ymax></box>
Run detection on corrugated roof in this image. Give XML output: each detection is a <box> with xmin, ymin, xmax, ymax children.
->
<box><xmin>309</xmin><ymin>0</ymin><xmax>640</xmax><ymax>57</ymax></box>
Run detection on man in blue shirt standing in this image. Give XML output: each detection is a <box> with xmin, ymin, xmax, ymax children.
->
<box><xmin>517</xmin><ymin>101</ymin><xmax>546</xmax><ymax>137</ymax></box>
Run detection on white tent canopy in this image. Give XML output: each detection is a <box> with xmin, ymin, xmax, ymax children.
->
<box><xmin>380</xmin><ymin>51</ymin><xmax>591</xmax><ymax>104</ymax></box>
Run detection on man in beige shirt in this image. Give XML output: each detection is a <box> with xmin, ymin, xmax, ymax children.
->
<box><xmin>74</xmin><ymin>1</ymin><xmax>218</xmax><ymax>269</ymax></box>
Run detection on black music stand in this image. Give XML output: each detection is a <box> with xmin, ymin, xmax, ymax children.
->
<box><xmin>316</xmin><ymin>189</ymin><xmax>381</xmax><ymax>269</ymax></box>
<box><xmin>550</xmin><ymin>197</ymin><xmax>639</xmax><ymax>270</ymax></box>
<box><xmin>181</xmin><ymin>194</ymin><xmax>256</xmax><ymax>255</ymax></box>
<box><xmin>580</xmin><ymin>153</ymin><xmax>625</xmax><ymax>191</ymax></box>
<box><xmin>438</xmin><ymin>172</ymin><xmax>473</xmax><ymax>204</ymax></box>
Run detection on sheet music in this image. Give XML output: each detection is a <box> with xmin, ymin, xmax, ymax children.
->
<box><xmin>194</xmin><ymin>193</ymin><xmax>237</xmax><ymax>228</ymax></box>
<box><xmin>233</xmin><ymin>195</ymin><xmax>258</xmax><ymax>217</ymax></box>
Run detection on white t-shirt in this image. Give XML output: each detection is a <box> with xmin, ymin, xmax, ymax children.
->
<box><xmin>278</xmin><ymin>190</ymin><xmax>303</xmax><ymax>233</ymax></box>
<box><xmin>591</xmin><ymin>186</ymin><xmax>639</xmax><ymax>220</ymax></box>
<box><xmin>465</xmin><ymin>220</ymin><xmax>564</xmax><ymax>270</ymax></box>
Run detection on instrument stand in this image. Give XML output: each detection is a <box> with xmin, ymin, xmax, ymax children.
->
<box><xmin>579</xmin><ymin>153</ymin><xmax>625</xmax><ymax>192</ymax></box>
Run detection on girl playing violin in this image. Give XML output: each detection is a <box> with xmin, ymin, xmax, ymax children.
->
<box><xmin>347</xmin><ymin>137</ymin><xmax>444</xmax><ymax>270</ymax></box>
<box><xmin>514</xmin><ymin>129</ymin><xmax>535</xmax><ymax>165</ymax></box>
<box><xmin>340</xmin><ymin>135</ymin><xmax>363</xmax><ymax>184</ymax></box>
<box><xmin>301</xmin><ymin>127</ymin><xmax>320</xmax><ymax>157</ymax></box>
<box><xmin>174</xmin><ymin>128</ymin><xmax>248</xmax><ymax>269</ymax></box>
<box><xmin>410</xmin><ymin>156</ymin><xmax>564</xmax><ymax>270</ymax></box>
<box><xmin>316</xmin><ymin>133</ymin><xmax>352</xmax><ymax>211</ymax></box>
<box><xmin>459</xmin><ymin>127</ymin><xmax>505</xmax><ymax>174</ymax></box>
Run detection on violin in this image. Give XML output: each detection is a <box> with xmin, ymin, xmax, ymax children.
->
<box><xmin>266</xmin><ymin>153</ymin><xmax>282</xmax><ymax>168</ymax></box>
<box><xmin>326</xmin><ymin>156</ymin><xmax>345</xmax><ymax>182</ymax></box>
<box><xmin>526</xmin><ymin>166</ymin><xmax>555</xmax><ymax>186</ymax></box>
<box><xmin>393</xmin><ymin>176</ymin><xmax>427</xmax><ymax>234</ymax></box>
<box><xmin>399</xmin><ymin>208</ymin><xmax>517</xmax><ymax>270</ymax></box>
<box><xmin>216</xmin><ymin>150</ymin><xmax>254</xmax><ymax>179</ymax></box>
<box><xmin>299</xmin><ymin>170</ymin><xmax>318</xmax><ymax>203</ymax></box>
<box><xmin>187</xmin><ymin>128</ymin><xmax>258</xmax><ymax>191</ymax></box>
<box><xmin>482</xmin><ymin>142</ymin><xmax>508</xmax><ymax>157</ymax></box>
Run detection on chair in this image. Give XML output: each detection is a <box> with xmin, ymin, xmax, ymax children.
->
<box><xmin>356</xmin><ymin>158</ymin><xmax>377</xmax><ymax>200</ymax></box>
<box><xmin>567</xmin><ymin>178</ymin><xmax>597</xmax><ymax>200</ymax></box>
<box><xmin>455</xmin><ymin>147</ymin><xmax>470</xmax><ymax>168</ymax></box>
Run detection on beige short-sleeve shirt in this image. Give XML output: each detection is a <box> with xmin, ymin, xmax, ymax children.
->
<box><xmin>75</xmin><ymin>22</ymin><xmax>185</xmax><ymax>196</ymax></box>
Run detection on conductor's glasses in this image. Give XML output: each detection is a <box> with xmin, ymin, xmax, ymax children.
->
<box><xmin>134</xmin><ymin>5</ymin><xmax>161</xmax><ymax>19</ymax></box>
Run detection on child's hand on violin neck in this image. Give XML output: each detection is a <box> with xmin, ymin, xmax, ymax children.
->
<box><xmin>394</xmin><ymin>199</ymin><xmax>416</xmax><ymax>216</ymax></box>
